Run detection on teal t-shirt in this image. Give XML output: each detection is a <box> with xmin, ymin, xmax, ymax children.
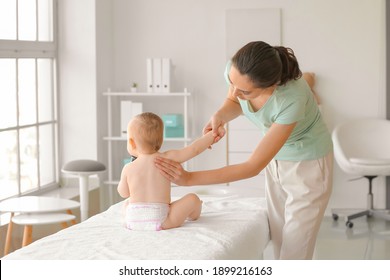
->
<box><xmin>225</xmin><ymin>62</ymin><xmax>333</xmax><ymax>161</ymax></box>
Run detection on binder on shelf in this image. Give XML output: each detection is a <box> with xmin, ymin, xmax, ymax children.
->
<box><xmin>120</xmin><ymin>101</ymin><xmax>132</xmax><ymax>137</ymax></box>
<box><xmin>162</xmin><ymin>58</ymin><xmax>171</xmax><ymax>93</ymax></box>
<box><xmin>120</xmin><ymin>101</ymin><xmax>143</xmax><ymax>137</ymax></box>
<box><xmin>152</xmin><ymin>58</ymin><xmax>162</xmax><ymax>92</ymax></box>
<box><xmin>146</xmin><ymin>58</ymin><xmax>153</xmax><ymax>93</ymax></box>
<box><xmin>132</xmin><ymin>102</ymin><xmax>143</xmax><ymax>117</ymax></box>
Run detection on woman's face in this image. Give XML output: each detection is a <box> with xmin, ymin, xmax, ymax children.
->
<box><xmin>228</xmin><ymin>65</ymin><xmax>275</xmax><ymax>100</ymax></box>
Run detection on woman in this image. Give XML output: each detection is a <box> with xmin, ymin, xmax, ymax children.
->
<box><xmin>155</xmin><ymin>41</ymin><xmax>333</xmax><ymax>259</ymax></box>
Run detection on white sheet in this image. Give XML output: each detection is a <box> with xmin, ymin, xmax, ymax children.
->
<box><xmin>2</xmin><ymin>186</ymin><xmax>269</xmax><ymax>260</ymax></box>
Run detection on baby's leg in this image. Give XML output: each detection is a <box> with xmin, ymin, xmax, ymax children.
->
<box><xmin>162</xmin><ymin>193</ymin><xmax>202</xmax><ymax>230</ymax></box>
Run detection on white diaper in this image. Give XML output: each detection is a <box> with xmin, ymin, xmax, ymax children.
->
<box><xmin>125</xmin><ymin>202</ymin><xmax>169</xmax><ymax>231</ymax></box>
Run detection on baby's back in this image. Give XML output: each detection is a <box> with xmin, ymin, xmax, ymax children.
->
<box><xmin>125</xmin><ymin>153</ymin><xmax>171</xmax><ymax>204</ymax></box>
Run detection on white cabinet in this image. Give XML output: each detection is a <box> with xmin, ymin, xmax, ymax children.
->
<box><xmin>103</xmin><ymin>91</ymin><xmax>191</xmax><ymax>203</ymax></box>
<box><xmin>227</xmin><ymin>116</ymin><xmax>265</xmax><ymax>193</ymax></box>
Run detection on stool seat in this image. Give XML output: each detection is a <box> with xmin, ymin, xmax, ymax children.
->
<box><xmin>62</xmin><ymin>159</ymin><xmax>106</xmax><ymax>175</ymax></box>
<box><xmin>12</xmin><ymin>213</ymin><xmax>76</xmax><ymax>226</ymax></box>
<box><xmin>62</xmin><ymin>159</ymin><xmax>106</xmax><ymax>222</ymax></box>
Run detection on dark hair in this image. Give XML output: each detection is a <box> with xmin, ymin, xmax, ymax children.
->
<box><xmin>231</xmin><ymin>41</ymin><xmax>302</xmax><ymax>87</ymax></box>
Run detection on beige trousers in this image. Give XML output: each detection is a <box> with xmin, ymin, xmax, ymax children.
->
<box><xmin>265</xmin><ymin>152</ymin><xmax>333</xmax><ymax>260</ymax></box>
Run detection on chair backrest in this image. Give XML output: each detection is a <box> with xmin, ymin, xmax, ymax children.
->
<box><xmin>333</xmin><ymin>119</ymin><xmax>390</xmax><ymax>160</ymax></box>
<box><xmin>332</xmin><ymin>119</ymin><xmax>390</xmax><ymax>176</ymax></box>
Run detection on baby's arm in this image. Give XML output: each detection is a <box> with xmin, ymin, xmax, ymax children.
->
<box><xmin>117</xmin><ymin>165</ymin><xmax>130</xmax><ymax>198</ymax></box>
<box><xmin>162</xmin><ymin>131</ymin><xmax>215</xmax><ymax>163</ymax></box>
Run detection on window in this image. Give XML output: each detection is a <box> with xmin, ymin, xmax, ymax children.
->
<box><xmin>0</xmin><ymin>0</ymin><xmax>58</xmax><ymax>201</ymax></box>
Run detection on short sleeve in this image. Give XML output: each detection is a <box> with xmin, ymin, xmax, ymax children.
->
<box><xmin>274</xmin><ymin>96</ymin><xmax>305</xmax><ymax>124</ymax></box>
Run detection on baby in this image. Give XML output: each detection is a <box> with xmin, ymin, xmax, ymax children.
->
<box><xmin>117</xmin><ymin>112</ymin><xmax>215</xmax><ymax>231</ymax></box>
<box><xmin>303</xmin><ymin>72</ymin><xmax>320</xmax><ymax>105</ymax></box>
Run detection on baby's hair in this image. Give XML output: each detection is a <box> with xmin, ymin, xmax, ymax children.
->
<box><xmin>132</xmin><ymin>112</ymin><xmax>164</xmax><ymax>152</ymax></box>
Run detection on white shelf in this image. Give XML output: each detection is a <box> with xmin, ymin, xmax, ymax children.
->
<box><xmin>103</xmin><ymin>92</ymin><xmax>191</xmax><ymax>97</ymax></box>
<box><xmin>103</xmin><ymin>90</ymin><xmax>191</xmax><ymax>204</ymax></box>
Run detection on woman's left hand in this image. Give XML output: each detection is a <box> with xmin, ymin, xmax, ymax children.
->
<box><xmin>154</xmin><ymin>157</ymin><xmax>191</xmax><ymax>186</ymax></box>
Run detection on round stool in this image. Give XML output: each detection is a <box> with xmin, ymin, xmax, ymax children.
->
<box><xmin>62</xmin><ymin>159</ymin><xmax>106</xmax><ymax>222</ymax></box>
<box><xmin>12</xmin><ymin>212</ymin><xmax>76</xmax><ymax>247</ymax></box>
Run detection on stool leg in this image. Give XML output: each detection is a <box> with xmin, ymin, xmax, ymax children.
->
<box><xmin>79</xmin><ymin>175</ymin><xmax>89</xmax><ymax>222</ymax></box>
<box><xmin>22</xmin><ymin>225</ymin><xmax>33</xmax><ymax>247</ymax></box>
<box><xmin>60</xmin><ymin>222</ymin><xmax>69</xmax><ymax>229</ymax></box>
<box><xmin>4</xmin><ymin>212</ymin><xmax>14</xmax><ymax>255</ymax></box>
<box><xmin>67</xmin><ymin>209</ymin><xmax>77</xmax><ymax>225</ymax></box>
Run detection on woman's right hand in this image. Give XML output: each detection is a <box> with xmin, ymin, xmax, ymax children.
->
<box><xmin>154</xmin><ymin>157</ymin><xmax>191</xmax><ymax>186</ymax></box>
<box><xmin>203</xmin><ymin>114</ymin><xmax>226</xmax><ymax>144</ymax></box>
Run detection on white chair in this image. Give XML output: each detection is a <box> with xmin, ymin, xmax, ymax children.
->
<box><xmin>332</xmin><ymin>118</ymin><xmax>390</xmax><ymax>228</ymax></box>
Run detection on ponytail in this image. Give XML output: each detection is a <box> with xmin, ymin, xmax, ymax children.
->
<box><xmin>232</xmin><ymin>41</ymin><xmax>302</xmax><ymax>87</ymax></box>
<box><xmin>273</xmin><ymin>46</ymin><xmax>302</xmax><ymax>85</ymax></box>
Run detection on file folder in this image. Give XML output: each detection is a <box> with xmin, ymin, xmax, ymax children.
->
<box><xmin>162</xmin><ymin>58</ymin><xmax>171</xmax><ymax>93</ymax></box>
<box><xmin>152</xmin><ymin>58</ymin><xmax>162</xmax><ymax>92</ymax></box>
<box><xmin>146</xmin><ymin>58</ymin><xmax>153</xmax><ymax>93</ymax></box>
<box><xmin>132</xmin><ymin>102</ymin><xmax>143</xmax><ymax>118</ymax></box>
<box><xmin>120</xmin><ymin>101</ymin><xmax>133</xmax><ymax>137</ymax></box>
<box><xmin>120</xmin><ymin>101</ymin><xmax>143</xmax><ymax>137</ymax></box>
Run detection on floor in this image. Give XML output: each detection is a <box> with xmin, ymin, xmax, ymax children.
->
<box><xmin>264</xmin><ymin>212</ymin><xmax>390</xmax><ymax>260</ymax></box>
<box><xmin>315</xmin><ymin>214</ymin><xmax>390</xmax><ymax>260</ymax></box>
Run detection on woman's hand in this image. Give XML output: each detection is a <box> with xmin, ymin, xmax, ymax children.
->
<box><xmin>203</xmin><ymin>115</ymin><xmax>226</xmax><ymax>145</ymax></box>
<box><xmin>154</xmin><ymin>157</ymin><xmax>191</xmax><ymax>186</ymax></box>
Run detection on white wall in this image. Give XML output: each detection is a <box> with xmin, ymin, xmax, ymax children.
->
<box><xmin>58</xmin><ymin>0</ymin><xmax>98</xmax><ymax>164</ymax></box>
<box><xmin>61</xmin><ymin>0</ymin><xmax>387</xmax><ymax>213</ymax></box>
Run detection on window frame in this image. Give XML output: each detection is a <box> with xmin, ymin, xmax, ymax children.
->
<box><xmin>0</xmin><ymin>0</ymin><xmax>59</xmax><ymax>200</ymax></box>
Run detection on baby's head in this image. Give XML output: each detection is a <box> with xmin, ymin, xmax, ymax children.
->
<box><xmin>127</xmin><ymin>112</ymin><xmax>164</xmax><ymax>154</ymax></box>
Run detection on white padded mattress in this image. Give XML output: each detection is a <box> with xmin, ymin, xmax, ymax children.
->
<box><xmin>2</xmin><ymin>186</ymin><xmax>269</xmax><ymax>260</ymax></box>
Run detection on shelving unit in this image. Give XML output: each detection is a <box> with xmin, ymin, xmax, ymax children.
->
<box><xmin>103</xmin><ymin>91</ymin><xmax>191</xmax><ymax>204</ymax></box>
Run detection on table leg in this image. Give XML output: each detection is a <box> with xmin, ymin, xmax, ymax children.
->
<box><xmin>79</xmin><ymin>175</ymin><xmax>89</xmax><ymax>222</ymax></box>
<box><xmin>4</xmin><ymin>212</ymin><xmax>14</xmax><ymax>255</ymax></box>
<box><xmin>60</xmin><ymin>222</ymin><xmax>69</xmax><ymax>229</ymax></box>
<box><xmin>22</xmin><ymin>225</ymin><xmax>32</xmax><ymax>247</ymax></box>
<box><xmin>67</xmin><ymin>209</ymin><xmax>77</xmax><ymax>225</ymax></box>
